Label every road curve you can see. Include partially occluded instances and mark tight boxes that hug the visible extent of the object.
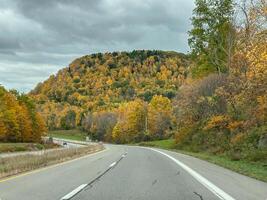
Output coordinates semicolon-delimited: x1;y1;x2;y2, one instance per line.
0;144;266;200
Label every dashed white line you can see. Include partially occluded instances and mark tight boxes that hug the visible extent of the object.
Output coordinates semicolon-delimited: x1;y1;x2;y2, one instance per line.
60;153;126;200
109;161;117;168
150;148;236;200
60;184;87;200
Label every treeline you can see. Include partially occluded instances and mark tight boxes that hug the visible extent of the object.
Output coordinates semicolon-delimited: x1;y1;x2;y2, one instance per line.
80;95;173;143
0;86;46;142
30;50;189;130
174;0;267;159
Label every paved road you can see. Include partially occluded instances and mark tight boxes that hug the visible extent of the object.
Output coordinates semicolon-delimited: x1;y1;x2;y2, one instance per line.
48;137;95;147
0;145;266;200
0;138;84;158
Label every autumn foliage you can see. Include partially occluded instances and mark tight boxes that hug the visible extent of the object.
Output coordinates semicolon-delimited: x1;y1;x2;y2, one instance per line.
174;0;267;159
0;87;46;142
30;50;188;132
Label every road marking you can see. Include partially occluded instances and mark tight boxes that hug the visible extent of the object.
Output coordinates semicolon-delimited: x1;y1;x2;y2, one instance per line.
61;152;126;199
60;184;87;200
109;161;117;168
150;148;236;200
0;147;108;183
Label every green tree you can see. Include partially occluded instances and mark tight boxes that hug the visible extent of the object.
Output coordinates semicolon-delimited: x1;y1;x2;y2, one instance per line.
60;110;76;130
188;0;234;76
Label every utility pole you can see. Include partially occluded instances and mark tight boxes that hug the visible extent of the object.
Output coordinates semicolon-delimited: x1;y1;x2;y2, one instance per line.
145;115;148;133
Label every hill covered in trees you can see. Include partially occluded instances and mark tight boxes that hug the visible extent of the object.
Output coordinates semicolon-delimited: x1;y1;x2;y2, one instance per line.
0;86;46;142
30;50;190;133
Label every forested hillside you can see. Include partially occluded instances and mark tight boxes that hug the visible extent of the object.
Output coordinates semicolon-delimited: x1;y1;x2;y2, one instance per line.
30;50;189;132
0;87;46;142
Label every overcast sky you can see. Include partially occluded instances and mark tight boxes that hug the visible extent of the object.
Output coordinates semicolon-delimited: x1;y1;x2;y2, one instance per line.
0;0;194;92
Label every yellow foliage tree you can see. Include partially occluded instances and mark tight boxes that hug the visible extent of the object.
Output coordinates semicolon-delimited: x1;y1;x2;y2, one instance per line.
0;86;46;142
148;95;172;139
112;99;146;143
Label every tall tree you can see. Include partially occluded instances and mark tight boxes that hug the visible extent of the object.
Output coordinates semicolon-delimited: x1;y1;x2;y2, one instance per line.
112;99;147;143
60;110;76;130
188;0;235;76
90;111;117;141
148;95;173;139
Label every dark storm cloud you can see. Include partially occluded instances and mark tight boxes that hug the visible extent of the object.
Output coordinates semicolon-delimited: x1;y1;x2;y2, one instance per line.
0;0;194;92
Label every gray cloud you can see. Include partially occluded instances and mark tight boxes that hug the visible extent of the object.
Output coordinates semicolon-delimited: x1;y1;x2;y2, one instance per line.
0;0;194;92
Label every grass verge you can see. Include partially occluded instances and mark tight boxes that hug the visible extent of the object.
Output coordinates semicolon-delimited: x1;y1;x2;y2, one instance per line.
137;139;267;182
0;144;104;179
0;143;59;153
48;129;87;141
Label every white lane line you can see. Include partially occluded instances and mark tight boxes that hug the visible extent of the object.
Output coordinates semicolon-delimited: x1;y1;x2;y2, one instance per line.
60;152;125;200
150;148;236;200
109;161;117;168
60;184;87;200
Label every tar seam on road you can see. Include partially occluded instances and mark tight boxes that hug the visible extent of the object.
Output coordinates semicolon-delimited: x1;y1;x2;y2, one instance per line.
60;152;127;200
148;148;236;200
194;191;204;200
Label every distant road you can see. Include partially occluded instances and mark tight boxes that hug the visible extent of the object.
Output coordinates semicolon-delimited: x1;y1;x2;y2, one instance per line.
0;144;266;200
51;137;88;148
0;138;85;158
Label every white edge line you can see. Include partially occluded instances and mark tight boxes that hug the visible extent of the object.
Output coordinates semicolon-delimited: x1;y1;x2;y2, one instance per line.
60;184;88;200
109;161;117;168
150;148;236;200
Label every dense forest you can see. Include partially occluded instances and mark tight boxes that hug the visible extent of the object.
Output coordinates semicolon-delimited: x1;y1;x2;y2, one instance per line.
0;87;46;142
30;50;189;135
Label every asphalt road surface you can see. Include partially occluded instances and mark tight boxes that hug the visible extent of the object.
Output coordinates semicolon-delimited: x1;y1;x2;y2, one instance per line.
0;144;266;200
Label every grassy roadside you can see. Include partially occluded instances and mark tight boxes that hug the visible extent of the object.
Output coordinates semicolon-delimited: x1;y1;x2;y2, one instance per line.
0;143;59;153
0;144;104;179
48;129;87;141
137;139;267;182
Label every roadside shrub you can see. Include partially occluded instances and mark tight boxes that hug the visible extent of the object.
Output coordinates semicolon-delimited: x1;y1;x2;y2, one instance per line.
244;150;267;162
227;150;242;161
175;127;192;146
138;142;156;147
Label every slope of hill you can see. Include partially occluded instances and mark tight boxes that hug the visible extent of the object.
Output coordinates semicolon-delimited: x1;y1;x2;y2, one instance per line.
30;50;190;130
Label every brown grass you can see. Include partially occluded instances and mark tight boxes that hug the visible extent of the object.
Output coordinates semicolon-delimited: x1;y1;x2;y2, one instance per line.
0;144;104;179
0;143;60;153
